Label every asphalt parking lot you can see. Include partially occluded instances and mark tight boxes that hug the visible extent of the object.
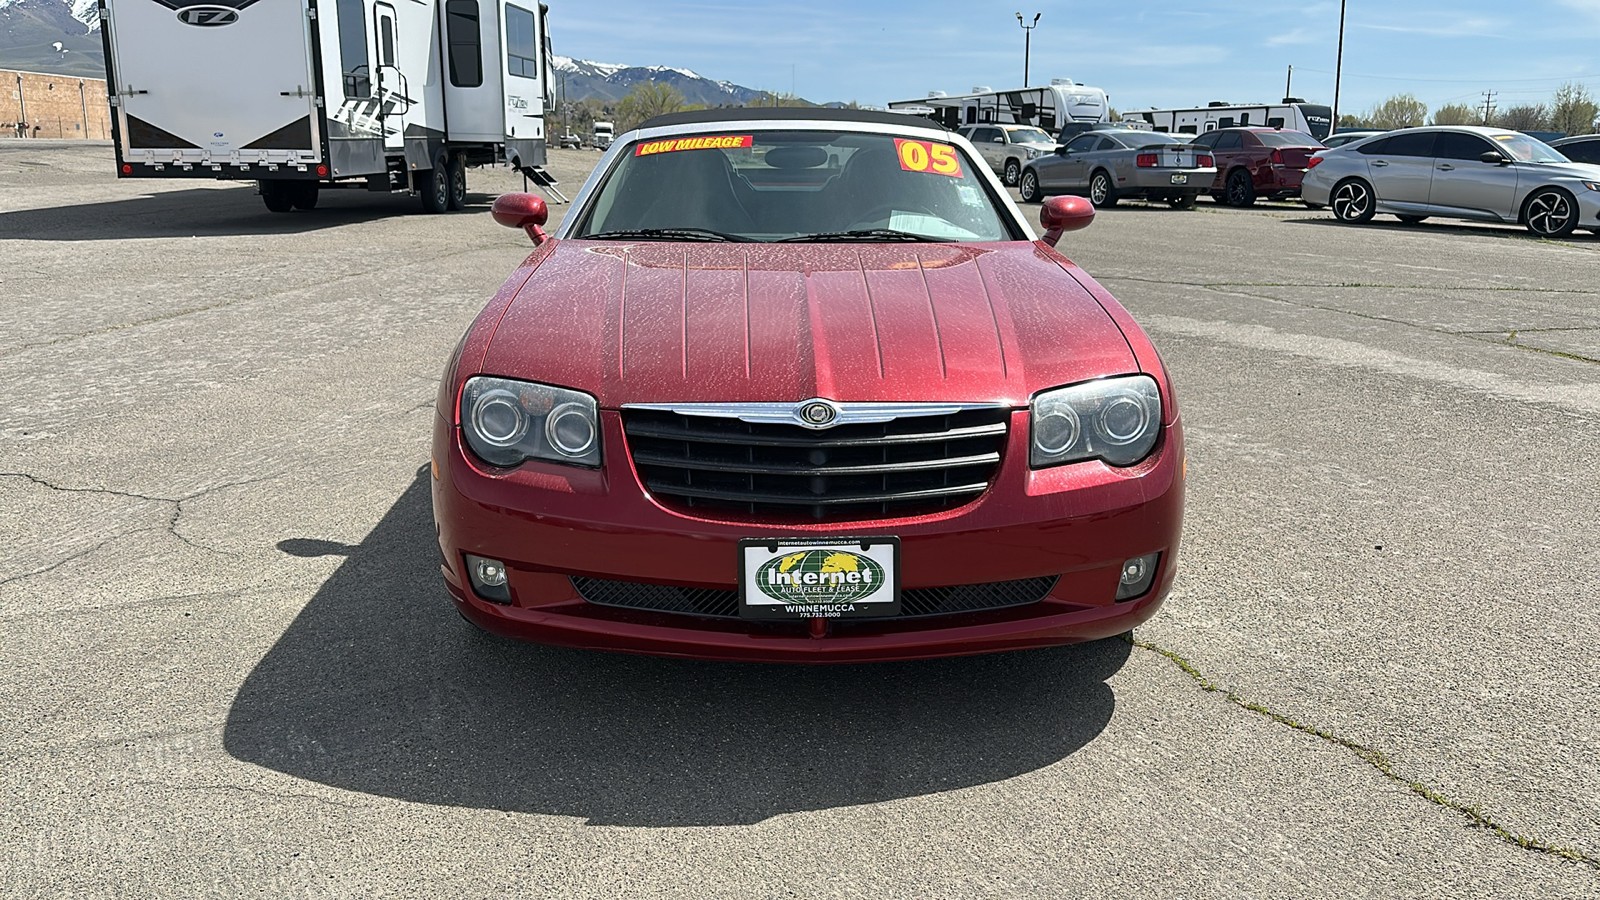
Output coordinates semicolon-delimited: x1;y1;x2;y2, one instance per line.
2;140;1598;898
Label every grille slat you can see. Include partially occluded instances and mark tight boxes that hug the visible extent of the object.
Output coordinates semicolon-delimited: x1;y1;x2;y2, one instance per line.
623;418;1008;448
646;481;992;506
624;406;1009;521
630;450;1002;477
573;576;1058;620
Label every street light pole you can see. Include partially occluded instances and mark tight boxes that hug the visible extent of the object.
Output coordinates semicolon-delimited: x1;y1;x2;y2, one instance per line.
1016;12;1041;87
1330;0;1347;133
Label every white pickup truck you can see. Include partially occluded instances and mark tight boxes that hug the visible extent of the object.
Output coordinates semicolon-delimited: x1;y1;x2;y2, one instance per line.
957;124;1058;186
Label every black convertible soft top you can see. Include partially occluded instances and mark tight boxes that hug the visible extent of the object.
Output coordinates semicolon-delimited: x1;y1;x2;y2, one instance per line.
638;107;949;132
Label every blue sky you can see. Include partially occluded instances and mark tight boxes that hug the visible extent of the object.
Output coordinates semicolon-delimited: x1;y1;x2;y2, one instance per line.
556;1;1600;119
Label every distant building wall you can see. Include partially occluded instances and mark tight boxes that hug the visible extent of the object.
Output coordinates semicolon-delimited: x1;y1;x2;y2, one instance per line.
1;69;111;140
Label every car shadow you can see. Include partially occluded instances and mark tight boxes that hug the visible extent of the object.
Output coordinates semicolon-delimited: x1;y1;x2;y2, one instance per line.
1284;216;1600;241
0;187;497;241
224;468;1130;827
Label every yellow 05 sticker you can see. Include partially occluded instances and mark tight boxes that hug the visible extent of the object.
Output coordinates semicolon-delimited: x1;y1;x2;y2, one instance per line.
894;139;964;177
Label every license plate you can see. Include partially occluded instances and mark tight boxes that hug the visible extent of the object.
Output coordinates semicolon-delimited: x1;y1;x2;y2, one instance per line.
1170;173;1188;185
739;537;900;619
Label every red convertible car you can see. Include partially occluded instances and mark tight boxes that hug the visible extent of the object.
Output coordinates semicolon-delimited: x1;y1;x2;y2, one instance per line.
431;108;1184;662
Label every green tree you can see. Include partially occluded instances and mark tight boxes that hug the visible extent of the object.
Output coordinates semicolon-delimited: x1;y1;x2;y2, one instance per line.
1430;103;1476;126
615;82;686;131
1366;94;1427;129
1549;82;1598;135
1495;104;1549;131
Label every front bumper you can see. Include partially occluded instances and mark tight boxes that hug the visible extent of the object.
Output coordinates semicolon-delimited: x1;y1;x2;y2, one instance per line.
1580;190;1600;229
431;409;1184;663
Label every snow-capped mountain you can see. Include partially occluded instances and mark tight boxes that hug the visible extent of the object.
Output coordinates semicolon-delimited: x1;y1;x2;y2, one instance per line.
551;55;793;107
0;0;104;77
0;0;107;31
1;3;805;107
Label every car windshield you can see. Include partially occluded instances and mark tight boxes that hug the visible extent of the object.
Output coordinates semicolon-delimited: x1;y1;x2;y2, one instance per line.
1490;133;1569;163
1005;127;1053;144
574;129;1017;243
1254;130;1320;147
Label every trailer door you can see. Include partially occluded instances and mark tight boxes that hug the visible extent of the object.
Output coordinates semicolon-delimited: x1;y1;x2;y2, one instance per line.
371;2;407;152
107;0;321;167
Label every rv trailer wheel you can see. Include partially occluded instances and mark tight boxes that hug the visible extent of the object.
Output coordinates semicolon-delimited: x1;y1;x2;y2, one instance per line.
289;183;319;211
259;181;293;214
419;150;451;214
446;154;468;211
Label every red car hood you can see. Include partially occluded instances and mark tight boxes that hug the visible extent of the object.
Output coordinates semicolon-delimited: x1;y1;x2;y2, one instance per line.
479;241;1135;407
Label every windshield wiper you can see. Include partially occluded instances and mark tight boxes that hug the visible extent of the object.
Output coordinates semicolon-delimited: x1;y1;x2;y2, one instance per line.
583;227;755;243
777;228;944;243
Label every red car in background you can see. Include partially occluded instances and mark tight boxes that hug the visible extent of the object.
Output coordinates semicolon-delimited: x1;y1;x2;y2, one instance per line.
1192;127;1325;206
432;108;1184;663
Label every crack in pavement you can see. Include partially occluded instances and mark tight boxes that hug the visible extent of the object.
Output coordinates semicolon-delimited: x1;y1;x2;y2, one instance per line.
1099;277;1600;366
0;586;279;623
0;472;285;578
1098;275;1600;295
1128;636;1600;872
0;471;171;504
0;526;165;587
0;244;498;359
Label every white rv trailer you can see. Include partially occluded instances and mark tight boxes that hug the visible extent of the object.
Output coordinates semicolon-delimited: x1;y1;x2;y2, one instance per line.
886;80;1110;135
97;0;556;213
1129;99;1333;141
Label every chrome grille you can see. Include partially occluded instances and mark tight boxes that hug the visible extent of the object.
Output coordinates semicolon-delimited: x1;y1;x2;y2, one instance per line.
573;576;1058;620
622;405;1009;521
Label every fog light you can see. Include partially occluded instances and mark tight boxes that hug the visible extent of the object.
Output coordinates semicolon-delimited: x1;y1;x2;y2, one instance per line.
1115;552;1161;601
465;554;511;604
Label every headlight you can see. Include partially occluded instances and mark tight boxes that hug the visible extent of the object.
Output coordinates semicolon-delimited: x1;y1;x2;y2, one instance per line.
1026;148;1042;159
1583;181;1600;192
461;376;601;468
1030;375;1162;468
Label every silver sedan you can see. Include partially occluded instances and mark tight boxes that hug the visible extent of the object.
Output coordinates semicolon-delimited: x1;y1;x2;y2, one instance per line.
1302;125;1600;237
1019;129;1217;209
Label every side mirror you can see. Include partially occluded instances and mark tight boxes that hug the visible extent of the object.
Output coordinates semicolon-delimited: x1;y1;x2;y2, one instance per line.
1039;195;1094;247
1055;145;1070;155
1480;151;1509;165
492;192;550;244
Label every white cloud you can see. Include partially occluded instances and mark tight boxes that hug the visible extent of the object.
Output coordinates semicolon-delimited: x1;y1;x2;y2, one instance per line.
1356;17;1503;38
1557;0;1600;24
1266;28;1317;47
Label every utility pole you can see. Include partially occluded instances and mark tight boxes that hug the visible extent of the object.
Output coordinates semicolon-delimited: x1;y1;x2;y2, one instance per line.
1330;0;1346;132
1016;12;1041;87
15;72;27;138
1480;90;1497;125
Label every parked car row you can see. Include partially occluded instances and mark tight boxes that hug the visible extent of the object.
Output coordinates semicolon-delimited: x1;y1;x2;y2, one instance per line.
1303;126;1600;237
1010;125;1326;210
999;119;1600;238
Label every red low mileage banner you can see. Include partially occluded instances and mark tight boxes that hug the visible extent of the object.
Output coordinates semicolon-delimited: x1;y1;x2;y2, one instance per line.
635;134;755;156
894;139;963;177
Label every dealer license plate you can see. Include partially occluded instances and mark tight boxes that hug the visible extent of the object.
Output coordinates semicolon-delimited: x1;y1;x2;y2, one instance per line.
739;537;900;619
1170;173;1188;185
